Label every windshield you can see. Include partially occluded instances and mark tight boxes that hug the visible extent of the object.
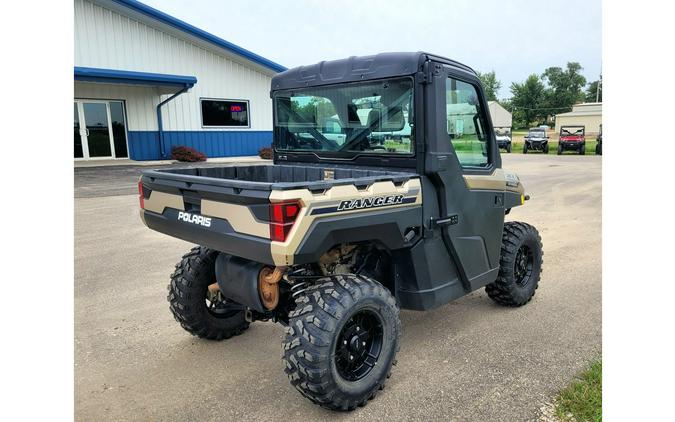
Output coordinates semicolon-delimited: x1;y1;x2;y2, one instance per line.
561;127;584;136
274;78;414;156
529;130;545;137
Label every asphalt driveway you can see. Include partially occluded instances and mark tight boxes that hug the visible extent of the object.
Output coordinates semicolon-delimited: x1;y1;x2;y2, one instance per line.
74;154;601;421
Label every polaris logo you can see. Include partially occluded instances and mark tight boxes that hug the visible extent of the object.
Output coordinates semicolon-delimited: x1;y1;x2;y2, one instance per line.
337;195;404;211
177;211;212;227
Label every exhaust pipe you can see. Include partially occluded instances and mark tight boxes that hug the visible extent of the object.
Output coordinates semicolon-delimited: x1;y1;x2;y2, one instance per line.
214;254;284;312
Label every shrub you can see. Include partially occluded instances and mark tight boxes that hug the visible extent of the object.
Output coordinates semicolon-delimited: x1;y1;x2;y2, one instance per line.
171;145;207;162
258;146;273;159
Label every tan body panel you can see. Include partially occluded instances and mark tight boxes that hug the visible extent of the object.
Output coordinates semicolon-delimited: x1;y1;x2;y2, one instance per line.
463;168;524;195
269;179;422;266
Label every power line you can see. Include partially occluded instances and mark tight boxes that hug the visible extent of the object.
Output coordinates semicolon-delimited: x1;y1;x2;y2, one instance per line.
510;106;575;111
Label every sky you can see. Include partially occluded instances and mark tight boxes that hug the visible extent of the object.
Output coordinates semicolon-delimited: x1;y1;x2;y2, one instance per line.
142;0;601;99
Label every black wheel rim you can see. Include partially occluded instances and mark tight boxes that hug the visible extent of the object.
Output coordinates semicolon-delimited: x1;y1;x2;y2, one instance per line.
514;245;534;287
335;310;384;382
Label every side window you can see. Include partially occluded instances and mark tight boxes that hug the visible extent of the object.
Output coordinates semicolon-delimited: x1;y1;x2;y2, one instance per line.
445;77;489;167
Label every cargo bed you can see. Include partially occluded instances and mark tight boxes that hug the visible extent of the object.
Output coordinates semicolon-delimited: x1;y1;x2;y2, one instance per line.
139;164;423;266
141;163;417;191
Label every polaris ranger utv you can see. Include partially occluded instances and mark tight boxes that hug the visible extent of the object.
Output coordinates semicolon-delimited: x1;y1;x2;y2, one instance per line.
139;52;543;411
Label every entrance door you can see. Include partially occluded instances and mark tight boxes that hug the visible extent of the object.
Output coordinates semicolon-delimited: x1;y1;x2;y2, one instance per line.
74;100;128;160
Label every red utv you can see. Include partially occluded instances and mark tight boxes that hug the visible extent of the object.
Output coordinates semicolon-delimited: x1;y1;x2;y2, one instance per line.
557;125;586;155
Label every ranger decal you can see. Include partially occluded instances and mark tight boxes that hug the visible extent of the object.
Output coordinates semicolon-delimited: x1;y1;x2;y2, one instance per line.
337;195;404;211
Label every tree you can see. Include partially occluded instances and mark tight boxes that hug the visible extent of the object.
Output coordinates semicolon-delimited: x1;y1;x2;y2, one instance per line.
510;74;546;128
476;70;501;101
541;62;587;117
585;80;602;102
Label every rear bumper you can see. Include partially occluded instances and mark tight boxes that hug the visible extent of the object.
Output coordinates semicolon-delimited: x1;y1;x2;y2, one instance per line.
142;208;275;265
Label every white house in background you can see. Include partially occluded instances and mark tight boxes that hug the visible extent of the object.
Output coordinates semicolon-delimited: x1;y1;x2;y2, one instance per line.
74;0;286;161
488;101;512;130
554;102;603;135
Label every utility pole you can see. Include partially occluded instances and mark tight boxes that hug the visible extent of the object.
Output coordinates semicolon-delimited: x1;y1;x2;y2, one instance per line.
596;67;602;102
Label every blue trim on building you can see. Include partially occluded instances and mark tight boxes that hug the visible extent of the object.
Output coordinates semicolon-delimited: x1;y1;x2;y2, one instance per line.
74;67;197;88
127;131;272;160
110;0;287;74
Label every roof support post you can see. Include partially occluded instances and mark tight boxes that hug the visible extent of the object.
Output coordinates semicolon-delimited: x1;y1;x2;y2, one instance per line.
156;85;190;159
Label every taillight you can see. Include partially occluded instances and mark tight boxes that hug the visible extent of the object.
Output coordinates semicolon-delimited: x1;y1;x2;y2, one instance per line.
138;180;145;209
269;201;301;242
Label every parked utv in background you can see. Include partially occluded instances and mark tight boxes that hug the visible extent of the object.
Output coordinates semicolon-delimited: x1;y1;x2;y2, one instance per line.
495;127;512;153
558;125;586;155
523;127;549;153
139;52;543;411
595;124;602;155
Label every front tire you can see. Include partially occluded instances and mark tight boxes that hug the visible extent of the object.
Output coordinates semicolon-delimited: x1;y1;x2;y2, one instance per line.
523;143;528;154
486;222;543;307
580;144;586;155
167;246;249;340
557;144;563;155
543;143;549;154
506;143;512;153
282;275;401;411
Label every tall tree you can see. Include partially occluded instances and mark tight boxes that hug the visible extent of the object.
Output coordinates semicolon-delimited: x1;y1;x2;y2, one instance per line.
585;80;602;102
541;62;587;116
476;70;502;101
510;74;546;128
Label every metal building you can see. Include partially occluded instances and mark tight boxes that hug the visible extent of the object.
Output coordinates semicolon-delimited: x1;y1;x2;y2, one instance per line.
554;102;602;136
487;101;512;130
74;0;286;161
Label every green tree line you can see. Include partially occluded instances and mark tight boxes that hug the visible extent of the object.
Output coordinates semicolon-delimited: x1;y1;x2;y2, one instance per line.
477;63;601;129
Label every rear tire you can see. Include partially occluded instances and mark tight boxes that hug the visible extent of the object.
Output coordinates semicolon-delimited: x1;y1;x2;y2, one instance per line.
580;144;586;155
543;143;549;154
168;246;249;340
506;143;512;153
596;143;602;155
523;143;528;154
282;275;400;411
486;222;543;307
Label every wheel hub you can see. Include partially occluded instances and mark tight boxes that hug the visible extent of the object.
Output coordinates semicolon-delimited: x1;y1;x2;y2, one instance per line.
514;245;533;286
335;310;384;381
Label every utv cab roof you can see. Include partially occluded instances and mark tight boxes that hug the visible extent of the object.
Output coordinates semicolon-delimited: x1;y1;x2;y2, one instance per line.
271;52;477;91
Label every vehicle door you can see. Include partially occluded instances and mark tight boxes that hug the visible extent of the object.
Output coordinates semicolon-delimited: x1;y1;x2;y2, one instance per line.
424;64;506;291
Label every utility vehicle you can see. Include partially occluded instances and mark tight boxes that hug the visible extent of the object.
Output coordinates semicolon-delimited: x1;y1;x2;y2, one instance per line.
523;127;549;153
558;125;586;155
595;124;602;155
139;52;543;411
495;127;512;152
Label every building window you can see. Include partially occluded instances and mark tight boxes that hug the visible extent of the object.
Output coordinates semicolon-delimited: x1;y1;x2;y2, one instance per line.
201;99;250;127
445;77;489;168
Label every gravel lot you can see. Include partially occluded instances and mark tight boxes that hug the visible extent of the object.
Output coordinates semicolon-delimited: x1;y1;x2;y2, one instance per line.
75;154;601;421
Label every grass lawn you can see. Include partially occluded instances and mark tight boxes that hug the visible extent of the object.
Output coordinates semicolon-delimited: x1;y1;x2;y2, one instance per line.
555;359;602;422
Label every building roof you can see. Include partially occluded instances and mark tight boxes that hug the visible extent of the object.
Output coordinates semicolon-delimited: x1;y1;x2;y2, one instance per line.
74;67;197;88
108;0;287;74
556;110;602;117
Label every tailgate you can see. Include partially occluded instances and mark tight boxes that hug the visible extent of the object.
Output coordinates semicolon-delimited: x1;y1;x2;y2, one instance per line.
139;171;276;265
